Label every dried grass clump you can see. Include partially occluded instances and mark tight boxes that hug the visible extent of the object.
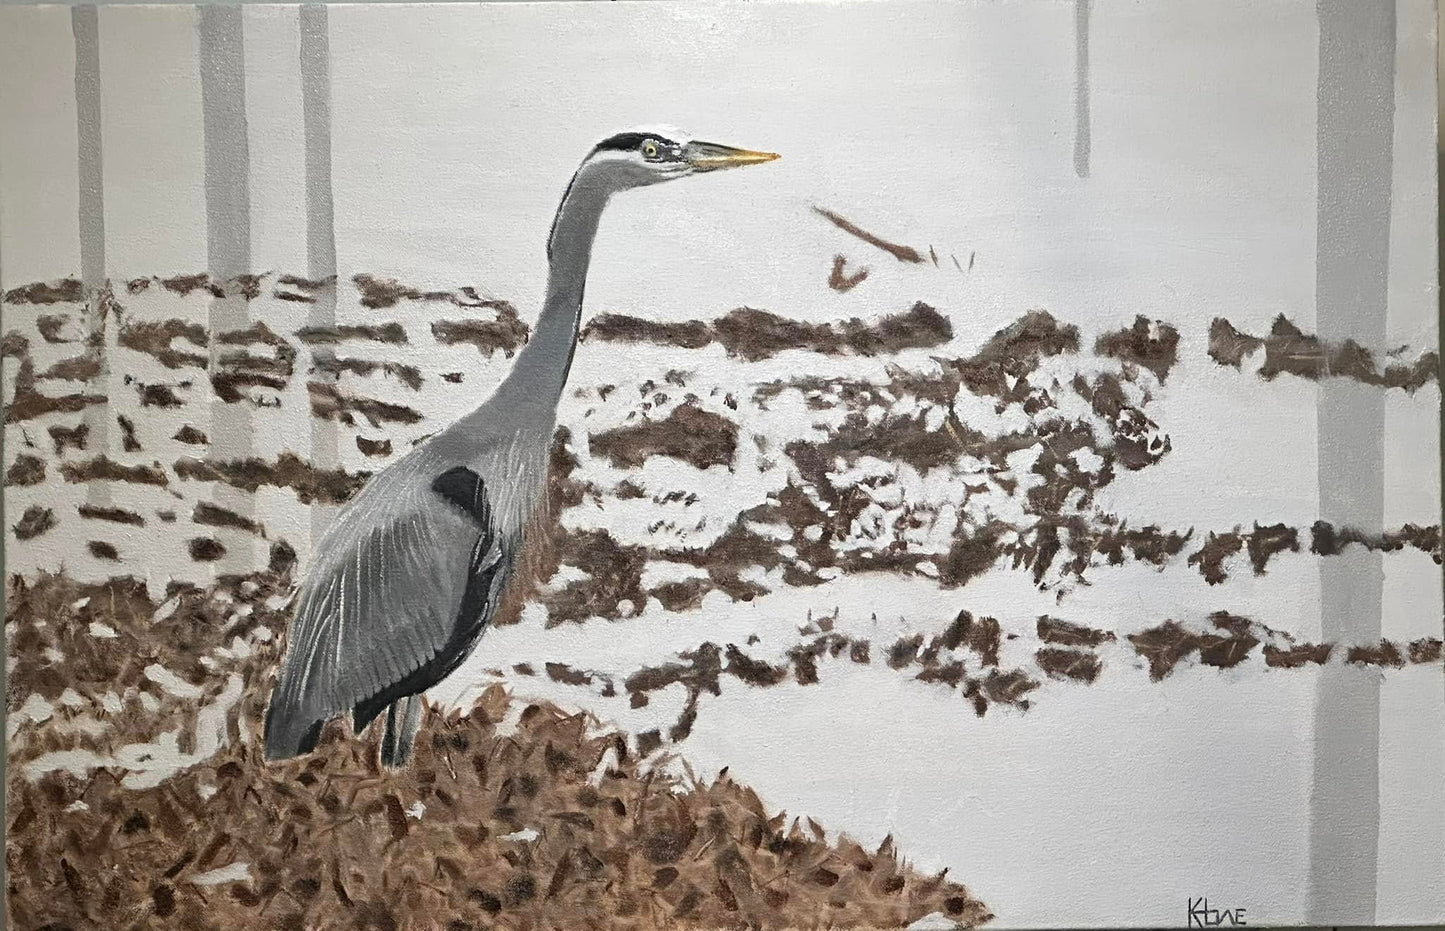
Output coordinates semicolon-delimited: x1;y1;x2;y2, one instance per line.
7;571;991;930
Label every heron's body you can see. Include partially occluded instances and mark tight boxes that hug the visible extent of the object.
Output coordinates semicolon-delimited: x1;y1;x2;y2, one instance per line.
265;129;777;765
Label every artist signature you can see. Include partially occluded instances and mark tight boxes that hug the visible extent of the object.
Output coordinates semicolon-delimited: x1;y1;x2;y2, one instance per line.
1186;897;1248;927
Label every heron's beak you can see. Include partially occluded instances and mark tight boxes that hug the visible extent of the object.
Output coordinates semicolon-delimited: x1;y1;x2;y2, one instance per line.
684;140;781;172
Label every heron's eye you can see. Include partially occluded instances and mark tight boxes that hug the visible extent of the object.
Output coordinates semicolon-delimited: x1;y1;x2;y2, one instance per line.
641;140;660;160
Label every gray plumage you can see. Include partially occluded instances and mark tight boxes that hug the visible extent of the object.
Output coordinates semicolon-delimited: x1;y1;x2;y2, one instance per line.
265;129;778;766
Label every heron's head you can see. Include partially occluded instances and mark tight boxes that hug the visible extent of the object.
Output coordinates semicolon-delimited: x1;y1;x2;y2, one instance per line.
582;127;780;190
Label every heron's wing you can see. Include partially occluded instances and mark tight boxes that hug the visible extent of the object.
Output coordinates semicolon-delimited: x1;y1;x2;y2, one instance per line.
267;464;503;750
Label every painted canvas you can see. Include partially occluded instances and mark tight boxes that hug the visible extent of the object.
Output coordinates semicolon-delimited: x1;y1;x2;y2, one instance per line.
2;1;1440;928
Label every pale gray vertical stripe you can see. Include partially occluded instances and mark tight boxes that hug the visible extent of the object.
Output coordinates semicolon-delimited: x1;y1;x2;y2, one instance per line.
301;3;339;544
1307;0;1394;924
73;4;111;509
199;4;255;570
1072;0;1091;179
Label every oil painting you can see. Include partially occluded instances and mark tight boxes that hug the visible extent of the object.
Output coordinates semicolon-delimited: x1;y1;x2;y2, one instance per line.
2;1;1441;928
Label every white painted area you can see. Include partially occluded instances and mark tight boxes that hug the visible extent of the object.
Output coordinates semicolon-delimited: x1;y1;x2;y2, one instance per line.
189;862;252;887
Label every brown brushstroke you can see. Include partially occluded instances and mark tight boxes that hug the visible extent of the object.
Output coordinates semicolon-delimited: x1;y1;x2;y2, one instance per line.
188;537;227;561
5;359;106;423
1;330;29;358
583;315;713;350
116;414;142;452
13;505;57;540
3;278;83;304
1188;531;1244;585
1094;316;1180;381
36;314;74;343
356;436;393;457
40;351;103;382
307;382;422;428
161;273;219;297
432;309;530;359
582;303;952;362
1247;522;1299;574
48;422;89;455
173;425;208;445
1346;640;1405;668
1310;520;1441;562
192;502;264;535
1409;638;1443;664
1035;647;1103;682
133;380;186;408
812;206;926;263
827;255;869;292
6;454;46;486
1209;315;1438;391
61;456;168;486
78;504;144;527
174;453;368;506
589;404;738;470
294;321;407;345
1264;642;1334;668
313;355;423;390
87;541;119;561
117;318;209;369
1127;620;1203;681
1037;616;1114;647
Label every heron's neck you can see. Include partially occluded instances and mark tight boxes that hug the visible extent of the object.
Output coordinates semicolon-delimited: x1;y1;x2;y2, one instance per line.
494;169;611;414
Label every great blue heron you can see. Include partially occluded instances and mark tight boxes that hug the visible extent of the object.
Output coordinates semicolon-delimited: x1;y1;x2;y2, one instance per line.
264;129;779;766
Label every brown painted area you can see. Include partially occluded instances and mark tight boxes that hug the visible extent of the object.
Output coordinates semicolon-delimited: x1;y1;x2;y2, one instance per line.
1094;316;1180;381
1037;616;1114;647
36;314;73;343
78;504;145;527
108;418;140;456
1409;638;1443;664
1188;531;1244;585
583;314;713;350
1246;522;1299;574
5;359;106;423
47;422;89;455
812;206;926;263
134;380;186;408
1035;647;1103;682
174;453;368;506
1346;640;1406;668
1263;642;1333;668
173;425;208;445
1311;520;1442;562
160;273;221;297
5;567;991;930
5;454;46;486
583;303;951;362
1128;620;1203;681
295;321;407;345
61;455;168;486
589;404;738;470
1210;315;1439;391
356;436;393;457
3;278;83;304
314;355;424;390
827;255;869;292
41;351;103;382
308;382;422;428
87;540;120;561
188;537;227;562
432;310;530;359
13;505;57;541
193;502;264;536
118;318;209;369
2;329;29;358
